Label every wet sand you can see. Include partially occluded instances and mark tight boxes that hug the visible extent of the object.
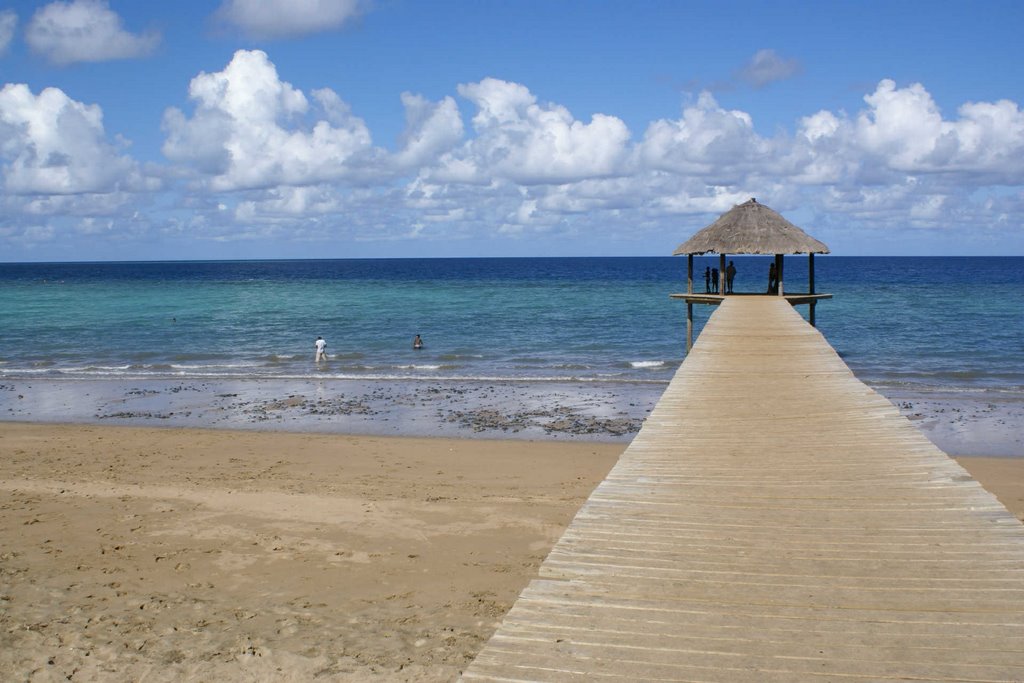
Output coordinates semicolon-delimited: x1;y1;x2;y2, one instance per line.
0;378;653;442
3;378;1023;457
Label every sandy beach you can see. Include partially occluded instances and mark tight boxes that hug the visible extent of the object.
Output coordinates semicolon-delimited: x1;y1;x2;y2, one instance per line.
1;422;1022;682
0;423;620;681
954;455;1024;523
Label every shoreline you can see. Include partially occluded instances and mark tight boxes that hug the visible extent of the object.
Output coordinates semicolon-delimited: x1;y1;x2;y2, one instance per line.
2;376;1022;456
0;377;660;442
884;388;1024;457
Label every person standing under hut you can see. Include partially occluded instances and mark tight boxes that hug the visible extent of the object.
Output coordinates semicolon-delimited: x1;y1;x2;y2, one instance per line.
704;266;711;294
726;260;737;294
711;267;719;294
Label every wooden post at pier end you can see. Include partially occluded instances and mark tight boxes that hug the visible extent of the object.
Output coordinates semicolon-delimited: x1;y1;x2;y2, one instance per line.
809;252;817;326
686;254;694;350
686;254;693;294
775;253;784;296
718;253;726;296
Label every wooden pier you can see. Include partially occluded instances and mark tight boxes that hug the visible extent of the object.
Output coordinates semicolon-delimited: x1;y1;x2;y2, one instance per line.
462;297;1024;682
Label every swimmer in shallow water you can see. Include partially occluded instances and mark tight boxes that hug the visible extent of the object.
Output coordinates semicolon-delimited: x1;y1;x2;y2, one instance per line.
413;334;423;350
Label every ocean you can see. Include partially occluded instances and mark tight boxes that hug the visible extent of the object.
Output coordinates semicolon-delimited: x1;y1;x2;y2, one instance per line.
1;257;1022;449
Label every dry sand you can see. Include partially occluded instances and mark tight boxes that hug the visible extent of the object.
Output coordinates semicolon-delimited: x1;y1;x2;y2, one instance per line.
1;424;1022;682
954;455;1024;523
0;423;620;681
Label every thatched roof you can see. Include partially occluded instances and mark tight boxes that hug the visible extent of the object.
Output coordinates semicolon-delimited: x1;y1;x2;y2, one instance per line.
673;198;830;255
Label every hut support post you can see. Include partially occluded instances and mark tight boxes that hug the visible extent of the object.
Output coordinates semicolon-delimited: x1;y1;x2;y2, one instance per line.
808;253;815;295
719;254;726;295
808;253;816;327
686;254;694;350
686;303;693;351
775;254;784;296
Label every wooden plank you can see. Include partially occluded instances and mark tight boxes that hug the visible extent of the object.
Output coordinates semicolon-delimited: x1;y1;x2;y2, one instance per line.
461;297;1024;681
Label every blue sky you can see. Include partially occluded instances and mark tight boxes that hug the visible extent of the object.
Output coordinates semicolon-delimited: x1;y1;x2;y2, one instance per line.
2;0;1023;261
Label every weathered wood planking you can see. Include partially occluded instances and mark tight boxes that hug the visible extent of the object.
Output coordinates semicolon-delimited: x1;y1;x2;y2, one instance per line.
461;296;1024;682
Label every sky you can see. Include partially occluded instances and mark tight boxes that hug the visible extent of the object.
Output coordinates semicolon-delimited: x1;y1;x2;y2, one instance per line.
1;0;1023;261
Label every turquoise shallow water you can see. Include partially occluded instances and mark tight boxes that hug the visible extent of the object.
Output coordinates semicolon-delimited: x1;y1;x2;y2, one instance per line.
1;256;1022;396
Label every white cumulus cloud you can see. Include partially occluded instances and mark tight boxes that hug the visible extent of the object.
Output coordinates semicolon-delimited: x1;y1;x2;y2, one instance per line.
393;93;464;169
9;57;1024;255
25;0;159;65
856;79;1024;177
856;80;947;170
638;91;774;181
400;78;1024;244
0;82;147;195
215;0;362;39
161;49;376;191
235;185;343;221
427;77;630;185
788;80;1024;187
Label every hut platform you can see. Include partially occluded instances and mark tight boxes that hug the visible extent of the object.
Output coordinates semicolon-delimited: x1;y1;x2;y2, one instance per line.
461;296;1024;682
670;291;833;306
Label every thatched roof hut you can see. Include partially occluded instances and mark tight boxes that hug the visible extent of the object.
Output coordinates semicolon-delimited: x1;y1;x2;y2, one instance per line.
673;198;829;256
671;199;832;349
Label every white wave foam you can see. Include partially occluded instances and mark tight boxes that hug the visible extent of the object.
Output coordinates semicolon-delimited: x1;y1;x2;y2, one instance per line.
2;368;55;375
273;372;669;385
0;368;670;386
630;360;665;369
169;362;263;369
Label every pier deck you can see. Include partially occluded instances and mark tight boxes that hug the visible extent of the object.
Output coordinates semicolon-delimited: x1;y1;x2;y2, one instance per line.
462;297;1024;682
